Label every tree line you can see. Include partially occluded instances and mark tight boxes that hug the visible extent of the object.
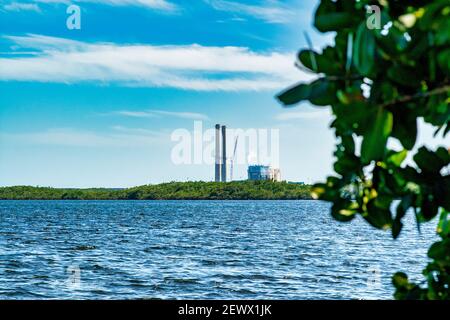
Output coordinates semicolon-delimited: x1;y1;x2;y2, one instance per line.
0;181;312;200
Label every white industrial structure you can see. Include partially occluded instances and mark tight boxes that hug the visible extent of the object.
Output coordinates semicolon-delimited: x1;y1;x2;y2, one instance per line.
215;124;221;182
248;165;281;182
215;124;228;182
230;136;239;181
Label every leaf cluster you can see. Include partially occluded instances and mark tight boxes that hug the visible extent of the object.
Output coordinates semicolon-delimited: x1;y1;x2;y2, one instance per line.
277;0;450;299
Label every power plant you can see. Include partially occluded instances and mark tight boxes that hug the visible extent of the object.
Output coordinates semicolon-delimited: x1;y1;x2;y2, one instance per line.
214;124;281;182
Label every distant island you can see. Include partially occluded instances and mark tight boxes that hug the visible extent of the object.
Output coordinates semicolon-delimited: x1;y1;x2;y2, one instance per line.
0;181;313;200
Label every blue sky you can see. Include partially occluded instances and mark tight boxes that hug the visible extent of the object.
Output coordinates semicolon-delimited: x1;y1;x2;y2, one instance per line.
0;1;445;188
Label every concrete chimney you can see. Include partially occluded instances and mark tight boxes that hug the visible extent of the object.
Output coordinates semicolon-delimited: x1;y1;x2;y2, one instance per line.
221;125;227;182
215;124;221;182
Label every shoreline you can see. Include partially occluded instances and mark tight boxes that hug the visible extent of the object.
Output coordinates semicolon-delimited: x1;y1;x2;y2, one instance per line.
0;181;314;201
0;198;316;201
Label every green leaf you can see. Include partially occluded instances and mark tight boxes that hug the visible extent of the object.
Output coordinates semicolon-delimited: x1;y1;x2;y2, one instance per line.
298;49;318;72
331;199;358;222
392;272;409;289
435;147;450;164
437;49;450;76
276;83;312;106
387;150;408;167
392;110;418;150
435;176;450;211
332;101;373;135
374;23;409;56
315;12;355;32
341;134;355;154
334;154;360;176
428;240;450;261
336;87;365;105
445;122;450;136
314;0;356;32
308;79;337;106
365;199;393;230
387;65;422;88
392;219;403;240
353;22;376;76
420;195;439;221
311;183;337;201
437;209;450;237
298;47;344;75
361;108;393;164
392;194;413;239
419;0;450;31
414;147;449;174
277;79;337;107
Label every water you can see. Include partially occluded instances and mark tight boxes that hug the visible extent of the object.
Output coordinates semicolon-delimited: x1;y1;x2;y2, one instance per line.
0;200;436;300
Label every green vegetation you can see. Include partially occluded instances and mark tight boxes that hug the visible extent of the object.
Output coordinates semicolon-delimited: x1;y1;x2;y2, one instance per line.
0;181;312;200
278;0;449;299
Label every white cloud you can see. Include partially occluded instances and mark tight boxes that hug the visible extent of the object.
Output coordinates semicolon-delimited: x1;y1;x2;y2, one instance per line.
2;2;41;12
0;34;309;91
206;0;295;24
33;0;177;11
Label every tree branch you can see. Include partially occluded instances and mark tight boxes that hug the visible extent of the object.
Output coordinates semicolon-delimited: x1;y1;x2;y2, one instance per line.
380;84;450;109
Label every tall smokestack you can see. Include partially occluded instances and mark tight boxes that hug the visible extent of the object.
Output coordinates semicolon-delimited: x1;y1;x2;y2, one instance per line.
215;124;221;182
221;125;227;182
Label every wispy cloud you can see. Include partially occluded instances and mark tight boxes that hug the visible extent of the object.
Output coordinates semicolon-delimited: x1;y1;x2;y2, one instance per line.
206;0;295;24
0;34;309;91
2;2;41;12
113;110;209;120
111;125;163;136
113;111;159;118
160;111;208;120
153;110;209;120
0;127;169;147
276;110;331;121
33;0;177;11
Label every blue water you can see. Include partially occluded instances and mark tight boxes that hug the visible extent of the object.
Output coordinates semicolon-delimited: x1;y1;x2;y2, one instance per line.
0;200;436;300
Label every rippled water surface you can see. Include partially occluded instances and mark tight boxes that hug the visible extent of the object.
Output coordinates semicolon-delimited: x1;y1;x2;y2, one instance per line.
0;200;436;299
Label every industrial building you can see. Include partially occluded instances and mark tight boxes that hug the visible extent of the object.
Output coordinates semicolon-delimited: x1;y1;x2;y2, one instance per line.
214;124;281;183
247;165;281;182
